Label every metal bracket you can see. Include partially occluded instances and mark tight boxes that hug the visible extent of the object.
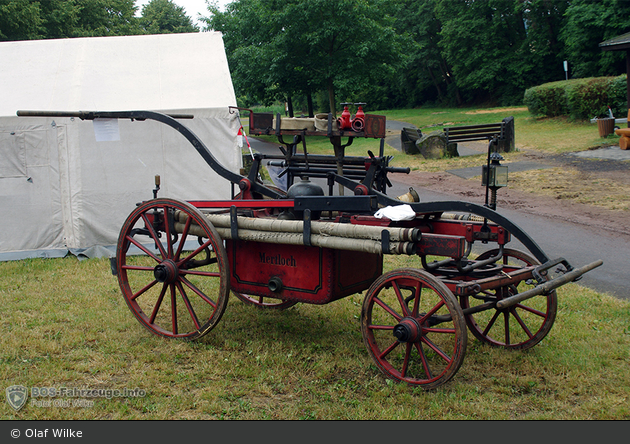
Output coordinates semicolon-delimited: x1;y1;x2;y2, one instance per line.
230;205;239;240
533;257;571;284
303;209;312;247
381;230;390;254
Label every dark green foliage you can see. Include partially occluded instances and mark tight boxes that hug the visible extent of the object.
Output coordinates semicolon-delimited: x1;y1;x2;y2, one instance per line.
0;0;199;41
205;0;403;115
560;0;630;78
524;80;576;118
524;75;627;120
139;0;199;33
3;0;630;110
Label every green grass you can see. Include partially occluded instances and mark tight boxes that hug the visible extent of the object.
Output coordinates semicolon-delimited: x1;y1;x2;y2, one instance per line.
1;256;629;420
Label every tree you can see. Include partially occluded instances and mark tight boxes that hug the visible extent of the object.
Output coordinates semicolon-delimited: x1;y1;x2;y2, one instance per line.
0;0;43;40
140;0;199;34
391;0;461;106
0;0;143;41
560;0;630;78
52;0;141;37
204;0;402;115
434;0;569;104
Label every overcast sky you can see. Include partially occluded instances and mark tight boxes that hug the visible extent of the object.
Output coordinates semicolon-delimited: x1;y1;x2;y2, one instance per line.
135;0;232;27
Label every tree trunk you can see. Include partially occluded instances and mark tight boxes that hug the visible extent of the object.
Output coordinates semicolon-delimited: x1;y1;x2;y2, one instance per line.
426;66;443;100
327;77;336;117
307;92;314;117
287;95;294;118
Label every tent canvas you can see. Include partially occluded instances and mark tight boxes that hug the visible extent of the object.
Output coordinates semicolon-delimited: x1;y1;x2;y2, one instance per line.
0;33;241;260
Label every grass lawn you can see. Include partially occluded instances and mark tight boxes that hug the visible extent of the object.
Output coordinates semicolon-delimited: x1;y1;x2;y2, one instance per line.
1;256;629;420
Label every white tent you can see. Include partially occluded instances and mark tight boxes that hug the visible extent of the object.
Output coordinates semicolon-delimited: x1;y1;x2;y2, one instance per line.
0;32;241;260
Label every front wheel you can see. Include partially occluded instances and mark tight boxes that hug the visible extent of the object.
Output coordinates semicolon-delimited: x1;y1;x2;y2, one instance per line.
116;198;230;340
361;268;467;390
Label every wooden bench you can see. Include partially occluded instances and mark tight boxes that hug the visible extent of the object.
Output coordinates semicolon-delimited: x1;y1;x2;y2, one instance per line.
443;116;515;152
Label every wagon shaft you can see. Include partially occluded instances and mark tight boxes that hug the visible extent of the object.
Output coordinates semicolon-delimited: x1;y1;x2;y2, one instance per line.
494;259;603;309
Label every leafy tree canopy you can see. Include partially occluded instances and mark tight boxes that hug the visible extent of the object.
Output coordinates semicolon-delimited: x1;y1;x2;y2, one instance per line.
140;0;199;34
0;0;199;40
204;0;403;115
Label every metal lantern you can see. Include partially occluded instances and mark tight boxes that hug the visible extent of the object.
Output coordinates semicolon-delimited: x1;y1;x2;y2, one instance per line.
482;152;508;188
482;151;508;211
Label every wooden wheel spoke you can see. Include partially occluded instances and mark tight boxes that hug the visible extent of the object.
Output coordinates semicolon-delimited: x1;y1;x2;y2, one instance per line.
125;235;162;263
170;285;178;335
149;283;168;324
423;327;457;335
368;324;394;331
141;213;168;259
419;298;445;324
482;309;501;337
180;269;221;278
176;282;200;330
180;276;217;309
162;205;174;257
174;216;192;261
123;264;154;273
373;296;403;322
510;308;534;339
131;278;159;301
421;335;452;363
392;281;411;317
515;302;546;318
401;342;413;377
411;283;422;317
178;239;213;267
414;342;433;380
503;312;510;345
378;340;400;360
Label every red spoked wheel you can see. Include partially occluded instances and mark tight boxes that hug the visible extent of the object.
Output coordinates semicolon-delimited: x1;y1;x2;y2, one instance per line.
116;198;229;340
232;292;298;310
361;268;467;390
460;248;557;350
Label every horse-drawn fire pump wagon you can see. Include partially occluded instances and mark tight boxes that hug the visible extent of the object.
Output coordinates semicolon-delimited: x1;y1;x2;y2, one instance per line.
18;108;602;390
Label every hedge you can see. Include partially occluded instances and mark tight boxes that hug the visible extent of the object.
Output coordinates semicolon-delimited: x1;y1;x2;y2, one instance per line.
524;75;627;120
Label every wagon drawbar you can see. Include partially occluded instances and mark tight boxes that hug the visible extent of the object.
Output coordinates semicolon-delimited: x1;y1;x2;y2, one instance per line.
18;109;603;390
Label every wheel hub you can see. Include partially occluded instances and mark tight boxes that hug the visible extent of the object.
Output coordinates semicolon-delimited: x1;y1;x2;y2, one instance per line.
393;317;422;342
154;259;179;284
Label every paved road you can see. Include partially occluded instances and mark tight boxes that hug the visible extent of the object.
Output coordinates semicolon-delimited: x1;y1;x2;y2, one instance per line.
247;136;629;301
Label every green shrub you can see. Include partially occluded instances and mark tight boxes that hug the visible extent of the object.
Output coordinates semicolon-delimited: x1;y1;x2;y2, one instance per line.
524;75;627;120
524;80;571;117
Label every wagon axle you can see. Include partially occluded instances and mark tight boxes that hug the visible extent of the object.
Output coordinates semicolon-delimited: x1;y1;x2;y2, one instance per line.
153;260;179;284
393;318;423;342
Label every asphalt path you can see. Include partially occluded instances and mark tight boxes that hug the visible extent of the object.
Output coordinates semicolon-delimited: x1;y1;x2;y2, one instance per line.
247;135;629;300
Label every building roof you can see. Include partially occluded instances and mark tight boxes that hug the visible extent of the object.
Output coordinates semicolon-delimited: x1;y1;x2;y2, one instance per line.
600;32;630;51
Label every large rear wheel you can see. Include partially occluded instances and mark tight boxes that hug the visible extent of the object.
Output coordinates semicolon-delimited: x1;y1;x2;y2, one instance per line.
116;198;229;340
